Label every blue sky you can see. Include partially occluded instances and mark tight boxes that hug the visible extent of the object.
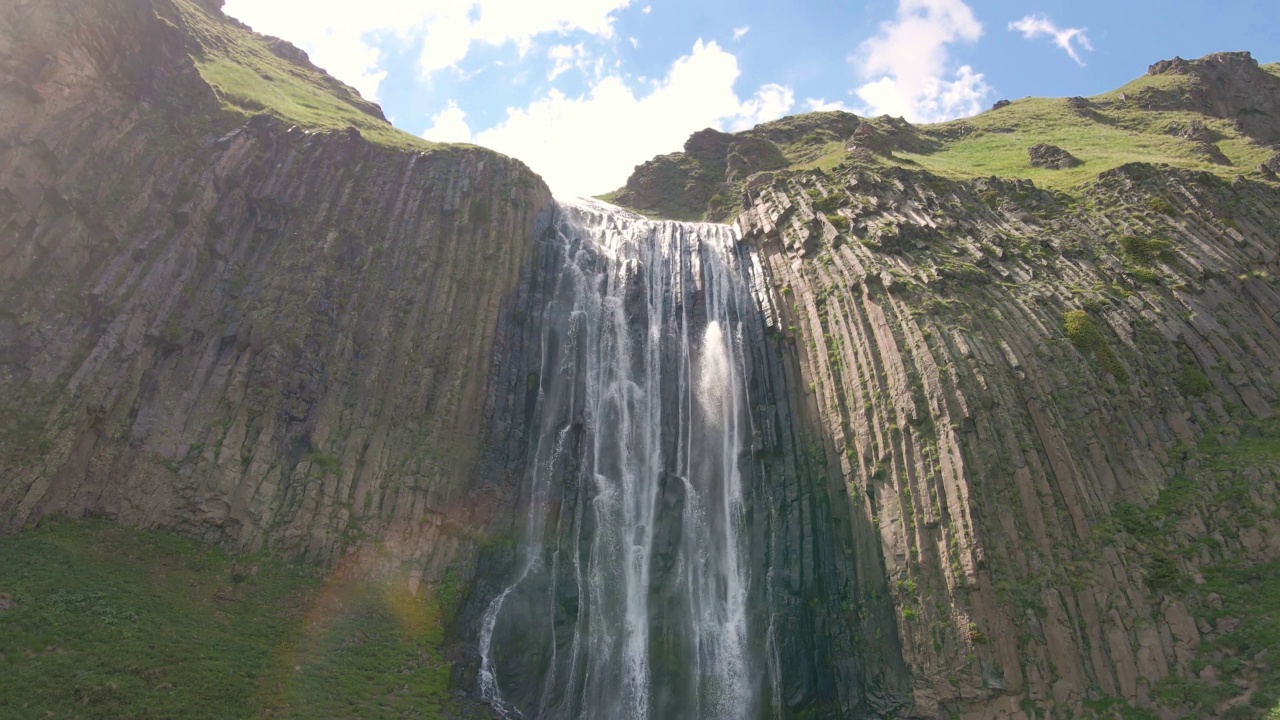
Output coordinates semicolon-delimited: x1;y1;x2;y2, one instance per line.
223;0;1277;196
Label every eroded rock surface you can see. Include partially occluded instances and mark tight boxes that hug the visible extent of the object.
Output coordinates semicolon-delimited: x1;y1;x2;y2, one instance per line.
0;0;554;590
733;161;1280;718
1146;51;1280;143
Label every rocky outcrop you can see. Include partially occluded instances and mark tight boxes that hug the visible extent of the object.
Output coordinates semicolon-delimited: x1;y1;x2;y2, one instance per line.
0;0;554;595
612;130;787;221
1262;152;1280;178
1029;143;1083;169
1146;51;1280;143
1168;120;1233;165
611;112;863;221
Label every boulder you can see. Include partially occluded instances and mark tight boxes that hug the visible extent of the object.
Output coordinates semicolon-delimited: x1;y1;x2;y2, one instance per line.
0;593;13;613
1028;144;1083;169
1066;96;1092;116
1176;120;1213;143
1169;121;1233;165
992;99;1012;111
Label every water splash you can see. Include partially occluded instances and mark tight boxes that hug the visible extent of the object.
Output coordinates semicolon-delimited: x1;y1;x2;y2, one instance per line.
478;198;757;719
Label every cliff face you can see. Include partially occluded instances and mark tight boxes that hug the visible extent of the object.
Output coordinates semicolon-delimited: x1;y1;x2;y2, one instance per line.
4;2;1280;718
607;47;1280;718
731;160;1280;718
0;0;553;588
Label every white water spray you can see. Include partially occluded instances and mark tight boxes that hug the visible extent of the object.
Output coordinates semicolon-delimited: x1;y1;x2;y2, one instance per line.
478;198;757;719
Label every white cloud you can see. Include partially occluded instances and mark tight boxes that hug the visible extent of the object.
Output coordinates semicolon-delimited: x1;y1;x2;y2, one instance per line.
851;0;991;122
733;26;750;40
805;97;853;112
548;43;591;81
223;0;634;100
468;40;794;196
421;101;474;143
1009;15;1093;66
730;83;794;131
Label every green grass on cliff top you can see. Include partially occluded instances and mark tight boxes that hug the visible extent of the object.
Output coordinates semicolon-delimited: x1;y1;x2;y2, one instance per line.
170;0;437;152
0;519;456;719
897;75;1272;188
787;73;1275;192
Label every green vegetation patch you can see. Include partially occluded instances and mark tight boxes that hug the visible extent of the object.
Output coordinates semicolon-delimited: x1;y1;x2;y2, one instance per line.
1101;416;1280;719
1118;235;1175;265
0;519;457;719
1146;196;1178;216
1199;418;1280;470
171;0;437;151
1177;366;1212;396
1063;309;1128;381
891;76;1275;190
1155;558;1280;719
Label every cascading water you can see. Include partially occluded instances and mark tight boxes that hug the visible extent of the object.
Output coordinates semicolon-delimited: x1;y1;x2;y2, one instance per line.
478;198;762;720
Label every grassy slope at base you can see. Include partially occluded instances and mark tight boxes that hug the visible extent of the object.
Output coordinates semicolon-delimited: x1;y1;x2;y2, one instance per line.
0;520;456;719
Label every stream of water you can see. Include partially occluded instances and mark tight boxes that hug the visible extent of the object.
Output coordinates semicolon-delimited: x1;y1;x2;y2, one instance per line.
477;198;759;719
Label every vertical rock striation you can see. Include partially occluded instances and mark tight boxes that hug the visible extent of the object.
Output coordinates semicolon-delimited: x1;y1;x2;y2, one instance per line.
735;162;1280;717
0;0;554;589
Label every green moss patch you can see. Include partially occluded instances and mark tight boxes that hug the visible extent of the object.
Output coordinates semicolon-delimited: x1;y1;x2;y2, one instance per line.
1118;235;1175;265
1063;310;1128;381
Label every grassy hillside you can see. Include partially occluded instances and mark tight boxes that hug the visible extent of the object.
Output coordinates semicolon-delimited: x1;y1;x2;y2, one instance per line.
0;519;461;719
896;96;1271;190
168;0;436;151
609;54;1278;221
795;70;1275;192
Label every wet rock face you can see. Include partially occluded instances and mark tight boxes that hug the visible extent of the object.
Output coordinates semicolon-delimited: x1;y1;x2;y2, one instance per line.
467;202;913;720
0;0;554;586
1028;143;1083;169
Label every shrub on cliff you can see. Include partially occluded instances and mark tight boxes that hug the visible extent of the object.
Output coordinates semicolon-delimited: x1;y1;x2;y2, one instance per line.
1063;310;1128;381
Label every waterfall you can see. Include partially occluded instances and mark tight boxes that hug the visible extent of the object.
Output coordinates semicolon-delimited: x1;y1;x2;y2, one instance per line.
478;198;759;720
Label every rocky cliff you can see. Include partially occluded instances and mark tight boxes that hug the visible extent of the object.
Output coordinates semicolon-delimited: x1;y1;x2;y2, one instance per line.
0;0;554;592
615;52;1280;719
3;2;1280;718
